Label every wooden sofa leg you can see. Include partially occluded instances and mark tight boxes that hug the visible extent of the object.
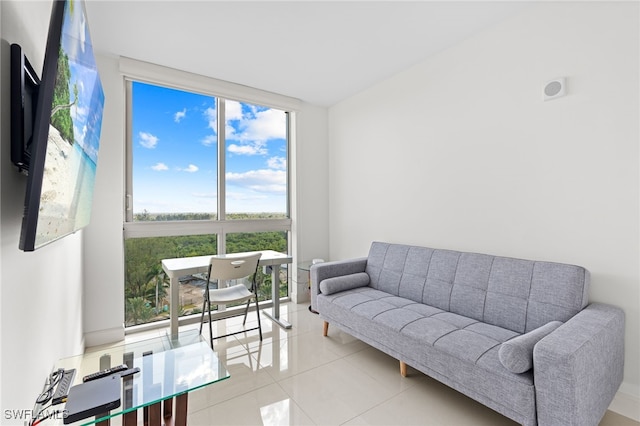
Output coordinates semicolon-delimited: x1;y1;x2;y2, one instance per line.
323;321;329;337
400;361;407;377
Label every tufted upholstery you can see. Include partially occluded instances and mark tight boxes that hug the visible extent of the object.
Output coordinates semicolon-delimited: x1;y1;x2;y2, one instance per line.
364;242;589;333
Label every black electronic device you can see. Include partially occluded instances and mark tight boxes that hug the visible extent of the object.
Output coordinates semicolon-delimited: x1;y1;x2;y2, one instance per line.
51;369;76;405
12;0;105;251
118;367;140;378
10;43;40;174
63;376;121;424
82;364;129;382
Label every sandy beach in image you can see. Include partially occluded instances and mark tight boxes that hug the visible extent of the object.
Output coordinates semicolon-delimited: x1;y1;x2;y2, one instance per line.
35;125;85;246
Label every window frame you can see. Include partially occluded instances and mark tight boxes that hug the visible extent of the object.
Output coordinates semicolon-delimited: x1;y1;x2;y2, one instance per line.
121;58;299;328
122;58;298;246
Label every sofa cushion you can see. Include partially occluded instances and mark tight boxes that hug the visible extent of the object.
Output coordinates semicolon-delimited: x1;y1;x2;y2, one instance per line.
499;321;563;373
320;272;370;295
316;289;537;423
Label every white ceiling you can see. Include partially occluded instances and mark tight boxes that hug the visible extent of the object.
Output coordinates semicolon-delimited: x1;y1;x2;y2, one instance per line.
85;1;531;106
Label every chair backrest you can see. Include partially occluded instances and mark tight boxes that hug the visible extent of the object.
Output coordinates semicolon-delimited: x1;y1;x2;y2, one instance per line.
207;252;262;282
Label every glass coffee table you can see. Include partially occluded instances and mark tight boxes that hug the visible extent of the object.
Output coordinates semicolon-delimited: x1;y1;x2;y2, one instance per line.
42;330;228;426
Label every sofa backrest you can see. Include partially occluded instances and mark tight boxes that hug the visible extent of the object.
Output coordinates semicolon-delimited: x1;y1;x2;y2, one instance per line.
365;242;590;333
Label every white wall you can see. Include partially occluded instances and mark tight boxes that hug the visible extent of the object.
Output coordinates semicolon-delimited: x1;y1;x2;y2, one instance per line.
82;54;125;346
294;105;330;263
329;1;639;417
291;105;331;301
0;1;85;422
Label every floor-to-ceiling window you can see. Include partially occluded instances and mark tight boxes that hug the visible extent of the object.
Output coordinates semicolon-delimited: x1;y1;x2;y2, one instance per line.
123;80;292;327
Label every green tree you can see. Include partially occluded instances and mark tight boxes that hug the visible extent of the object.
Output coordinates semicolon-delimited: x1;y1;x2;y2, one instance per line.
124;216;289;326
50;46;75;143
125;296;155;326
125;238;161;300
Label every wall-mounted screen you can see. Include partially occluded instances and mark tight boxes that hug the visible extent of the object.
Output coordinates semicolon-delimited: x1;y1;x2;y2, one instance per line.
17;0;104;251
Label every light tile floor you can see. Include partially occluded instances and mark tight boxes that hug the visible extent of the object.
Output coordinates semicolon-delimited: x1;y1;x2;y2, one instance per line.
107;302;637;426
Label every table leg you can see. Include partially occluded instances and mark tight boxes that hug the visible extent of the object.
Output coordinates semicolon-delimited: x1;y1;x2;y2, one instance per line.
123;409;137;426
164;398;173;418
262;264;292;329
170;275;179;339
174;393;188;426
145;402;161;426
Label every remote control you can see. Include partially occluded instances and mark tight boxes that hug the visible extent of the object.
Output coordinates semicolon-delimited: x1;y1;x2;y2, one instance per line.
118;367;140;378
82;364;129;382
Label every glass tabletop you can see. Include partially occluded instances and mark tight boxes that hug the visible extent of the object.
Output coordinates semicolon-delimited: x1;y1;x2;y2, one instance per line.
47;330;229;425
298;259;327;271
298;260;314;271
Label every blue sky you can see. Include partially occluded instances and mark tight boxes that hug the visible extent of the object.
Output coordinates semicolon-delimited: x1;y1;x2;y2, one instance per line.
63;0;104;164
132;81;287;215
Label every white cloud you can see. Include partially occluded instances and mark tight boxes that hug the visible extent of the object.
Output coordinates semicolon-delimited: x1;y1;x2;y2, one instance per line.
139;132;159;149
242;108;286;141
151;162;168;171
71;80;87;121
226;100;244;121
65;2;86;60
201;106;217;146
192;192;217;199
204;106;217;132
180;164;199;173
267;156;286;170
201;102;286;152
225;123;238;140
228;141;267;156
174;108;186;123
226;191;268;202
225;103;286;143
201;134;217;147
226;169;286;193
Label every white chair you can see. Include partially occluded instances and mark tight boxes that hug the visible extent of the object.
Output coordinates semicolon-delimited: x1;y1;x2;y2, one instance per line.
199;252;263;349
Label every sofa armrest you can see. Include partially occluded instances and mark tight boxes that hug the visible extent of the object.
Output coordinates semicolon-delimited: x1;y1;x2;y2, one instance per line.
310;258;367;311
533;303;624;426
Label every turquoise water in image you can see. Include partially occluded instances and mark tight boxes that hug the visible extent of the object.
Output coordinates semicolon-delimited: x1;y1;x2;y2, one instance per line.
34;127;97;248
71;141;97;228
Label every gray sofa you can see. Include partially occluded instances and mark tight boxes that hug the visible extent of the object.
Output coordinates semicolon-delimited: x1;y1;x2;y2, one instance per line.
310;242;624;426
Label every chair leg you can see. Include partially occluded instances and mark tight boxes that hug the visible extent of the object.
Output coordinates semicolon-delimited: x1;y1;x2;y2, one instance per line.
207;300;214;350
242;299;251;326
254;297;263;341
199;297;207;335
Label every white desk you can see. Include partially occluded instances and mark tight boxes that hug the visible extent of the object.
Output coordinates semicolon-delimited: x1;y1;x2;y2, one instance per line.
162;250;293;338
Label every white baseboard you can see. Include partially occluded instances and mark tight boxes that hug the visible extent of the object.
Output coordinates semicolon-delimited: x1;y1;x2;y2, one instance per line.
84;326;125;347
609;383;640;422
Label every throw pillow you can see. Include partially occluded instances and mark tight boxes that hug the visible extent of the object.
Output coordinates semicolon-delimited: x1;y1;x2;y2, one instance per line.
499;321;563;373
319;272;370;295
